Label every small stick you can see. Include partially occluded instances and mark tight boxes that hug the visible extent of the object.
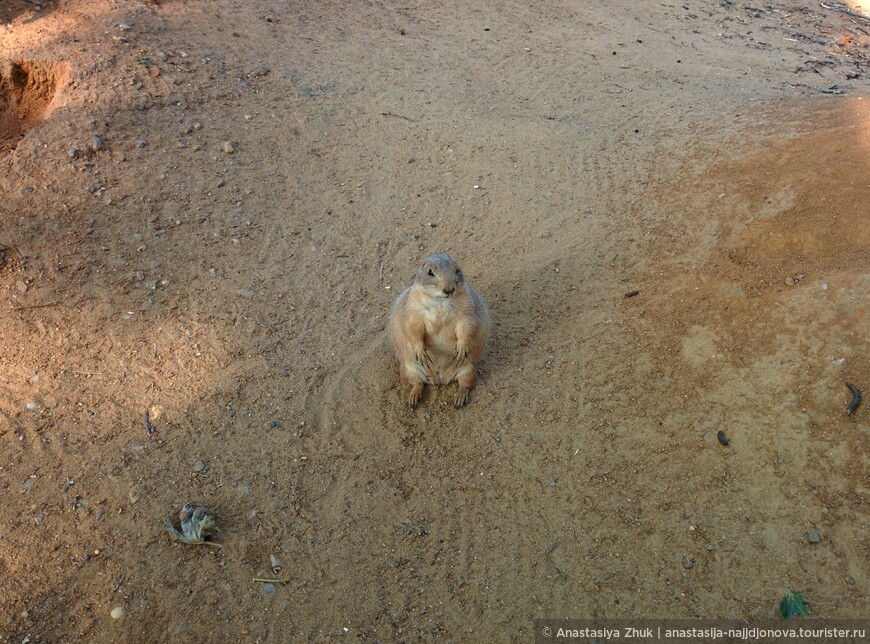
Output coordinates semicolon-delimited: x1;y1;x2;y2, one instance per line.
381;111;415;122
145;411;154;437
253;576;291;584
72;370;102;376
13;303;59;311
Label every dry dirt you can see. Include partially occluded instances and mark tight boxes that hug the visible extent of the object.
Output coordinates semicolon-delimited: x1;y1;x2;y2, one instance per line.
1;0;868;641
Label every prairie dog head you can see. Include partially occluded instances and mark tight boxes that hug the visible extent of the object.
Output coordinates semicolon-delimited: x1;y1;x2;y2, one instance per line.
413;253;465;298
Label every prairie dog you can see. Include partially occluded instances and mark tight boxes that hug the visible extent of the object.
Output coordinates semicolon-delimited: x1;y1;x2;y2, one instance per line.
389;253;491;409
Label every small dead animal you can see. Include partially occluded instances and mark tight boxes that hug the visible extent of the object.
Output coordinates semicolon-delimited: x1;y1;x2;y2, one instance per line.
163;504;221;547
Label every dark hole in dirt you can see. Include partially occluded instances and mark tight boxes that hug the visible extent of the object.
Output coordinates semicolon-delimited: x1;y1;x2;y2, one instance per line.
0;59;67;156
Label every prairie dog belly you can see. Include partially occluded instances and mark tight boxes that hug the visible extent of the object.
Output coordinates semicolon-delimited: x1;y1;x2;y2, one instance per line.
419;304;459;384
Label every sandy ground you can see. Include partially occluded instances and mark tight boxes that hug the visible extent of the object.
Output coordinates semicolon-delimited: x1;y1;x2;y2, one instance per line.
1;0;868;641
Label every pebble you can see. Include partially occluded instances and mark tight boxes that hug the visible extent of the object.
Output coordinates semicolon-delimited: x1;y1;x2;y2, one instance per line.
262;583;277;596
237;485;253;496
193;460;205;473
118;23;131;31
16;280;28;293
682;555;695;569
135;139;147;148
90;136;104;151
846;575;856;585
269;420;278;428
129;485;145;504
67;148;79;158
704;543;714;551
26;401;38;411
222;141;235;154
110;606;125;620
150;67;160;78
237;287;255;297
785;277;795;286
807;530;822;544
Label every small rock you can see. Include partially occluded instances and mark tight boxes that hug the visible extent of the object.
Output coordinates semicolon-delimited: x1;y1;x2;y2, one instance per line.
262;583;277;596
67;148;79;158
237;287;256;297
129;485;145;504
135;139;147;148
270;554;283;571
704;543;714;551
785;277;795;286
236;485;253;496
110;606;125;620
90;136;104;152
682;556;695;569
16;280;28;293
193;460;205;473
222;141;235;154
249;66;270;78
26;401;38;411
807;530;822;544
118;23;131;31
846;575;856;585
269;420;278;429
150;67;160;78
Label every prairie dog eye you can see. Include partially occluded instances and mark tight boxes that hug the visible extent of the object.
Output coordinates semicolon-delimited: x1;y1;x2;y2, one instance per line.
427;269;434;277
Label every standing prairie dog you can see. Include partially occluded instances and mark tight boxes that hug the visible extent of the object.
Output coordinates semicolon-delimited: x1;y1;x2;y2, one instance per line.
389;253;491;409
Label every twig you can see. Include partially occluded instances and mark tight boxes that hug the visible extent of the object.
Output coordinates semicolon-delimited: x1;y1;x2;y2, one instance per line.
253;576;291;584
381;111;416;122
72;370;102;376
145;410;154;437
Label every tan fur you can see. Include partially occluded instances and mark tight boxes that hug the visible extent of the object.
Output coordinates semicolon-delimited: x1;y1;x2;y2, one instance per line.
389;254;491;408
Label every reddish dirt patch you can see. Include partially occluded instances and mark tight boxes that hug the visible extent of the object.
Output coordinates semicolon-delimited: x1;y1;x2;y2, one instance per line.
0;59;66;155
